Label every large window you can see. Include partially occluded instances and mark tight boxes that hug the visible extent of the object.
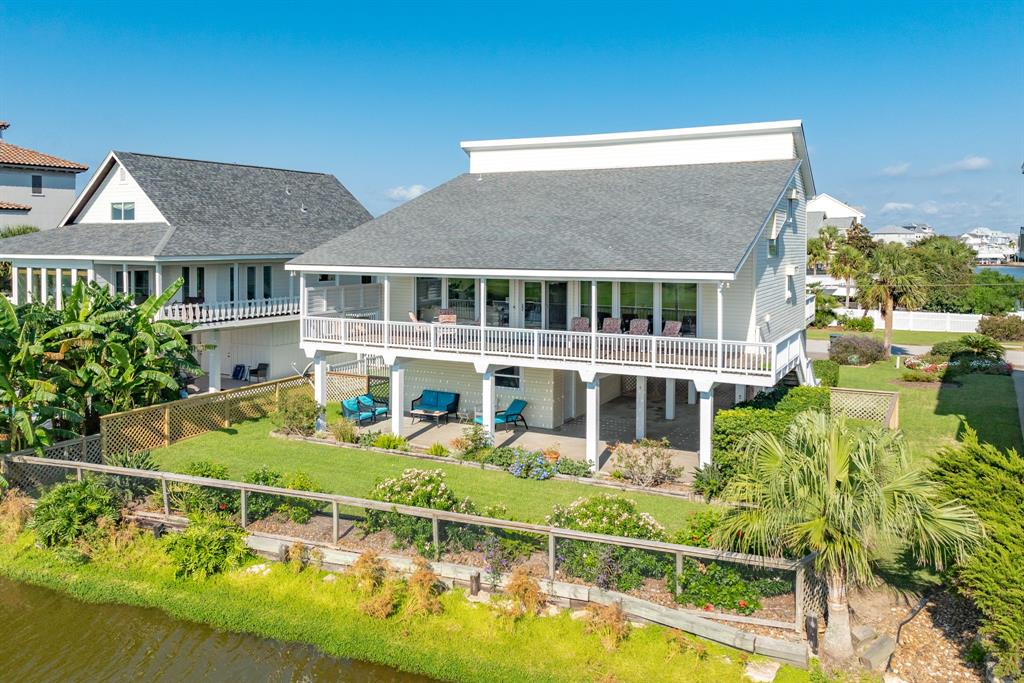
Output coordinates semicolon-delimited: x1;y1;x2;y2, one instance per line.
546;281;568;330
195;267;205;301
661;283;698;336
619;282;654;333
447;277;475;322
579;281;613;328
263;265;273;299
132;270;149;304
415;277;442;321
110;202;135;220
495;366;521;390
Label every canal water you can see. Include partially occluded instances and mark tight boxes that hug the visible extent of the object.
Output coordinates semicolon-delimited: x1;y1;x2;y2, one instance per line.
0;577;434;683
976;264;1024;279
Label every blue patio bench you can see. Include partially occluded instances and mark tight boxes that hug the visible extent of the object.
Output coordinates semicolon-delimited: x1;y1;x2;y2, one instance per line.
341;397;375;425
474;399;529;431
410;390;460;425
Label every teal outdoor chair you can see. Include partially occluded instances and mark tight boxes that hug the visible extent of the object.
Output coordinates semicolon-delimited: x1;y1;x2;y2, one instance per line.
341;397;375;425
357;393;389;419
474;399;529;431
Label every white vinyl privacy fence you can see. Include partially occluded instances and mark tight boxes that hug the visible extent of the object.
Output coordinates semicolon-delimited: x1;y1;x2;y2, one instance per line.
833;307;1024;334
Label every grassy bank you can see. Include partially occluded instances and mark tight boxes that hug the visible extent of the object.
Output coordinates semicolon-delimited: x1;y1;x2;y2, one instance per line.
151;419;707;532
0;531;808;683
838;361;1023;454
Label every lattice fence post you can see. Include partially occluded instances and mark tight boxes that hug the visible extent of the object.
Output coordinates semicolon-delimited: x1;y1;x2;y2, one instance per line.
223;398;232;429
162;405;171;448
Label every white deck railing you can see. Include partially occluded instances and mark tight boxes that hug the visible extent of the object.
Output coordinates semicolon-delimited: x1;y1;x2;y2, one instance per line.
303;316;777;377
161;295;300;326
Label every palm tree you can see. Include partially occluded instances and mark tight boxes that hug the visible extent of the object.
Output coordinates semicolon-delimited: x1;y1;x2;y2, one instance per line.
714;412;981;661
819;225;841;255
857;242;926;355
827;244;866;309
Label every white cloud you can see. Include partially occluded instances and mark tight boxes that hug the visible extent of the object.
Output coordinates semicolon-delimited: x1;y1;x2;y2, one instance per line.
919;200;940;215
386;184;427;202
880;162;910;177
880;202;915;213
928;156;992;175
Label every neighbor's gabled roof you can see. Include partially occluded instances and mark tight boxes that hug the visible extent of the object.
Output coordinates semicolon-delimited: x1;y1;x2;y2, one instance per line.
0;140;88;172
290;159;801;276
0;151;371;259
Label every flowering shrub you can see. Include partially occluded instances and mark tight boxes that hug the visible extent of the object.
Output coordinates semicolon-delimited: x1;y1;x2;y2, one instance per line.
611;438;683;488
978;314;1024;342
667;558;762;615
168;460;238;515
672;509;724;548
508;450;555;480
547;495;668;591
905;353;1011;382
829;334;887;365
363;469;475;555
554;457;593;478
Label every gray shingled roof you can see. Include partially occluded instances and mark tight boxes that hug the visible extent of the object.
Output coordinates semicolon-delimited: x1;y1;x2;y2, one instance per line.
0;152;371;259
291;159;800;273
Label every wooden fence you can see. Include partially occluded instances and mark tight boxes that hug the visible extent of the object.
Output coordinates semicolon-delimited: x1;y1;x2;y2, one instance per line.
99;376;312;457
829;387;899;429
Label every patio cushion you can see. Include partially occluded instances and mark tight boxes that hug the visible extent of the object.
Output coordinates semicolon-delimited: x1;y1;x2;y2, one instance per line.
415;390;458;412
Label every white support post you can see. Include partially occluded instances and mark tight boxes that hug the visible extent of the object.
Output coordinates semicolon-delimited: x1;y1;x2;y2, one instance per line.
389;361;404;437
154;263;162;297
590;280;597;362
86;266;95;285
70;268;77;287
698;385;715;467
10;265;18;304
481;367;495;438
207;330;222;393
122;264;129;297
299;272;307;317
289;271;295;299
584;376;601;470
653;282;662;336
664;379;676;420
687;380;696;405
635;375;647;440
734;384;746;404
383;275;391;346
479;277;487;354
313;351;328;408
716;281;725;371
54;268;62;309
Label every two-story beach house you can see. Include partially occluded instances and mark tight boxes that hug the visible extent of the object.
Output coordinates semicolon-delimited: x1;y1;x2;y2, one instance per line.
0;151;370;389
289;120;817;469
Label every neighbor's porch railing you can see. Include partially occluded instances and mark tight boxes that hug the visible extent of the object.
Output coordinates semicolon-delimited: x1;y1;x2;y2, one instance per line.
303;316;777;377
161;295;300;325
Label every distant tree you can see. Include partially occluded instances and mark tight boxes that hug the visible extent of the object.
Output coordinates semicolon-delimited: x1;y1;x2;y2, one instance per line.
844;223;876;257
858;242;926;354
909;235;976;312
964;269;1024;315
807;237;829;275
828;245;866;308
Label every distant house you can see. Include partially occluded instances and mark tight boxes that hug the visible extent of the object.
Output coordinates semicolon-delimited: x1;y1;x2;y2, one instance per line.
0;151;370;390
873;223;934;246
806;193;864;236
960;227;1016;264
0;121;88;230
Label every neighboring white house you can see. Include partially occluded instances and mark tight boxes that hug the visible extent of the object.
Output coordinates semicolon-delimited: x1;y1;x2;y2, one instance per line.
287;120;817;469
0;121;88;230
0;151;371;390
806;193;864;236
872;223;935;245
960;227;1017;264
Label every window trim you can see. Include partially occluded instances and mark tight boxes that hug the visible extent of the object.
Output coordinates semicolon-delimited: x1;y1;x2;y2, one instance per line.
494;366;522;390
110;201;136;221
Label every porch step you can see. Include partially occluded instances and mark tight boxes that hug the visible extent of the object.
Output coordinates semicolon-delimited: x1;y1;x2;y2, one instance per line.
780;370;801;388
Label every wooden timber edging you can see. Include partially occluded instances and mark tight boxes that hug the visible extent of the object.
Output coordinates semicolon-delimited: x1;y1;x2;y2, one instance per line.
270;431;710;504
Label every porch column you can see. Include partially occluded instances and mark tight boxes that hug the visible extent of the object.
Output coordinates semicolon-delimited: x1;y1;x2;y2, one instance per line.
584;376;601;470
383;275;391;346
55;268;62;309
122;264;129;296
635;375;647;440
664;379;676;420
590;280;597;363
10;265;18;304
40;267;47;302
687;380;696;404
653;282;662;336
716;281;725;371
481;366;495;438
86;266;95;285
299;272;307;316
154;263;163;297
207;330;222;393
389;361;405;437
233;262;240;303
313;351;328;408
734;384;746;404
697;382;716;467
479;278;487;353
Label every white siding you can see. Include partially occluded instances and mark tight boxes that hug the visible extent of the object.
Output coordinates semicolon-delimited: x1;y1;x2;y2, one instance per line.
753;172;806;342
75;160;166;224
388;275;416;321
697;258;757;342
198;320;306;380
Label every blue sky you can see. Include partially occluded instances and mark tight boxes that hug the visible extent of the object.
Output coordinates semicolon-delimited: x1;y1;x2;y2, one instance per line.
1;1;1021;233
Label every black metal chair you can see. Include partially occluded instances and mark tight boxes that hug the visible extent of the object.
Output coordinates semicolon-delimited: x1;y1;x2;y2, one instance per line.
248;362;269;383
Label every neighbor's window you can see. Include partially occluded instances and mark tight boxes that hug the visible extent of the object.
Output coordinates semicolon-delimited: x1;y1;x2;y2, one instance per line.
263;265;272;299
181;267;191;298
111;201;135;220
31;175;43;195
495;366;521;390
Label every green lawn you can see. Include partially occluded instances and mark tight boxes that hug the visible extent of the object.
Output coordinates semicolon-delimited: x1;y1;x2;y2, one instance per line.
808;327;1022;348
151;419;707;532
837;361;1023;455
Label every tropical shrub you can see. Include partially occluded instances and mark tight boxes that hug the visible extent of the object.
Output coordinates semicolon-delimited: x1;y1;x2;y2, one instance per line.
372;433;410;451
930;339;972;357
611;437;682;487
667;558;762;614
978;314;1024;342
272;392;321;436
100;450;158;504
279;471;325;524
163;514;249;579
242;465;285;521
548;495;667;591
958;333;1004;359
555;457;593;478
932;431;1024;677
474;446;519;467
508;449;555;480
329;417;358;443
837;314;874;332
167;460;237;515
364;469;475;555
813;359;840;388
425;442;450;457
692;463;726;501
30;480;119;548
829;334;887;365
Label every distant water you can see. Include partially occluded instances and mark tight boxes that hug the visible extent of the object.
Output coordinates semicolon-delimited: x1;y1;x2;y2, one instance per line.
975;265;1024;280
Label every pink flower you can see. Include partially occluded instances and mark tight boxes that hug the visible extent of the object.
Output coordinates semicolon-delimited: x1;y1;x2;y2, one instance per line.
703;603;713;611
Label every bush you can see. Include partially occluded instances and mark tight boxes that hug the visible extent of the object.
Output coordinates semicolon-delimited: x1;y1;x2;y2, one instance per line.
978;314;1024;342
425;442;450;457
508;449;555;480
932;431;1024;677
168;460;238;515
272;392;322;436
100;450;158;504
692;463;726;502
555;457;593;478
901;369;939;383
548;495;667;591
329;417;358;443
959;333;1004;359
837;314;874;332
242;465;284;521
163;514;249;579
829;334;887;365
667;558;762;615
279;471;325;524
611;437;683;488
364;469;475;555
450;424;491;456
30;480;119;548
930;339;971;357
372;433;410;451
673;509;724;548
474;446;519;467
813;359;840;387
